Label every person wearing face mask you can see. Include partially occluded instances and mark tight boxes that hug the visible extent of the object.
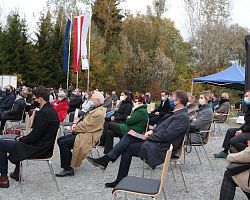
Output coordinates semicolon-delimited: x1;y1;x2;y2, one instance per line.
55;91;107;177
99;90;133;146
214;91;250;158
213;92;230;122
187;91;213;144
187;93;198;120
51;89;69;122
148;90;173;126
102;94;149;154
0;86;60;188
0;85;15;118
67;88;83;114
0;90;27;134
87;90;190;188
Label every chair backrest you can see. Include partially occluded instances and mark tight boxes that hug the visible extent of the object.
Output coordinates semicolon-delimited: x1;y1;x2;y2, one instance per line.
175;137;185;159
155;144;173;196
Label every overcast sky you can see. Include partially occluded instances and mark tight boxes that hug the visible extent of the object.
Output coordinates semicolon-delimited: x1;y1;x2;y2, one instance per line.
0;0;250;41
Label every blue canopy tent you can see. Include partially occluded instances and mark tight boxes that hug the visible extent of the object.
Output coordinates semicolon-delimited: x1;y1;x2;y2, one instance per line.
192;64;245;91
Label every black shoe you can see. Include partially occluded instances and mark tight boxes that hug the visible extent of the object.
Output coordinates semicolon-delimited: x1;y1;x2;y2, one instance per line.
105;180;120;188
55;169;74;177
86;156;109;170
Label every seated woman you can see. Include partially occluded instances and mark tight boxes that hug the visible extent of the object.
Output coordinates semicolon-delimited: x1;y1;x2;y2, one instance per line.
187;93;198;120
188;91;213;144
104;94;149;154
219;146;250;200
99;90;133;146
213;92;230;122
51;89;69;122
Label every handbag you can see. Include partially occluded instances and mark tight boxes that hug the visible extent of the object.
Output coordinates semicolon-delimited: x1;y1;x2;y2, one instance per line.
3;128;21;136
226;162;250;176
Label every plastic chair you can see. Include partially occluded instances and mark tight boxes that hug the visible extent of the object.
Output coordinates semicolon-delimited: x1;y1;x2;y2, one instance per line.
112;145;173;200
19;135;60;193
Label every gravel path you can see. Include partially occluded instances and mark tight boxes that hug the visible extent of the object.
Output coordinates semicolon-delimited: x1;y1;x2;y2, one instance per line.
0;122;248;200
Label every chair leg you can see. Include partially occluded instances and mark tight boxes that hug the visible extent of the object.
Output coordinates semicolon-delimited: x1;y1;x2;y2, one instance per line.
176;162;188;192
194;147;202;164
114;194;117;200
125;193;128;200
19;161;23;193
47;160;60;191
162;187;167;200
170;163;176;182
202;146;214;171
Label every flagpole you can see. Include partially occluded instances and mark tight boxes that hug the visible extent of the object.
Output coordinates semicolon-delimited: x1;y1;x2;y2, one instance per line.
87;0;92;92
67;13;73;90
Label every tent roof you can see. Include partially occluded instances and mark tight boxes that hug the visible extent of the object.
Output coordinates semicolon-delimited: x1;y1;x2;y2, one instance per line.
192;64;245;90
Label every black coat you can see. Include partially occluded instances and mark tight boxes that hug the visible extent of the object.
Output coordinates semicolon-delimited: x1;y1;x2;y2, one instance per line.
8;103;60;163
240;106;250;132
153;99;173;117
68;94;82;111
139;108;190;168
114;100;132;122
2;96;26;120
0;92;15;112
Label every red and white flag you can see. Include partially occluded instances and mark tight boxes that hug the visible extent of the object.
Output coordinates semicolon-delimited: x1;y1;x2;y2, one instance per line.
73;15;84;73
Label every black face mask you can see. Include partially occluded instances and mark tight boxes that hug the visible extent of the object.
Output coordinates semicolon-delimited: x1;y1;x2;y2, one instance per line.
33;101;40;108
5;89;11;93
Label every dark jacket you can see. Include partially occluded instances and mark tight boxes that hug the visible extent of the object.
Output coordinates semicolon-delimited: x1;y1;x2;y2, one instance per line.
240;105;250;132
8;103;60;163
103;97;112;112
139;108;190;168
113;100;133;122
152;98;173;117
119;104;148;134
68;94;82;112
0;92;15;112
2;95;26;120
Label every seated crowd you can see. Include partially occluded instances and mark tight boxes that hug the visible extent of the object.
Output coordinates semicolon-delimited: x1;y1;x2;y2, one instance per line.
0;85;250;200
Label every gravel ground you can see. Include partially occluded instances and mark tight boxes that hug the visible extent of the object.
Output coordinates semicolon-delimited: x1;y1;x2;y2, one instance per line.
0;121;248;200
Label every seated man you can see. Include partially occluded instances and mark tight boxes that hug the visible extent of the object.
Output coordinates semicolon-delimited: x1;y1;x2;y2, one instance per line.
148;90;173;126
219;146;250;200
188;91;213;144
0;86;60;188
0;85;15;123
87;90;190;188
55;91;107;177
214;91;250;158
0;90;27;132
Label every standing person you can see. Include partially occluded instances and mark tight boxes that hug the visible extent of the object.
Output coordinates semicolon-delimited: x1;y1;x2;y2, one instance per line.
55;91;107;177
0;86;60;188
87;90;190;188
148;90;173;126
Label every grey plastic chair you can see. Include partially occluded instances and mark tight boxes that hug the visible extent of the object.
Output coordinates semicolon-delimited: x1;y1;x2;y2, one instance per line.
112;145;173;200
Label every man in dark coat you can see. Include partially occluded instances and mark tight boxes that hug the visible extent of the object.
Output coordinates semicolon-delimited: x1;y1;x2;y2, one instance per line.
0;91;27;132
67;88;82;113
149;90;173;125
0;86;60;188
0;85;15;113
87;90;190;188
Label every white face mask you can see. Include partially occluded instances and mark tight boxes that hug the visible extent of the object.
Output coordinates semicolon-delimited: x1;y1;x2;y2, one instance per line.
120;96;125;101
199;98;205;105
187;102;191;106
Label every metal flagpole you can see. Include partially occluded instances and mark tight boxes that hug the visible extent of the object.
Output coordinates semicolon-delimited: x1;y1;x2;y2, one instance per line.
76;71;79;88
67;13;73;90
87;0;92;92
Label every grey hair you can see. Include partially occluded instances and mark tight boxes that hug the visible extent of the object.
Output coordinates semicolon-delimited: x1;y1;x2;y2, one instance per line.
93;91;104;104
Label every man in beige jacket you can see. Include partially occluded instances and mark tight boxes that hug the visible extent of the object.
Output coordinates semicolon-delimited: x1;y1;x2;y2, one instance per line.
219;146;250;199
56;91;106;177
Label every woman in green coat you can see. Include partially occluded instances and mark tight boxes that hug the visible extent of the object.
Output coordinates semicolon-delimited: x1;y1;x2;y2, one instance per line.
103;94;149;154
